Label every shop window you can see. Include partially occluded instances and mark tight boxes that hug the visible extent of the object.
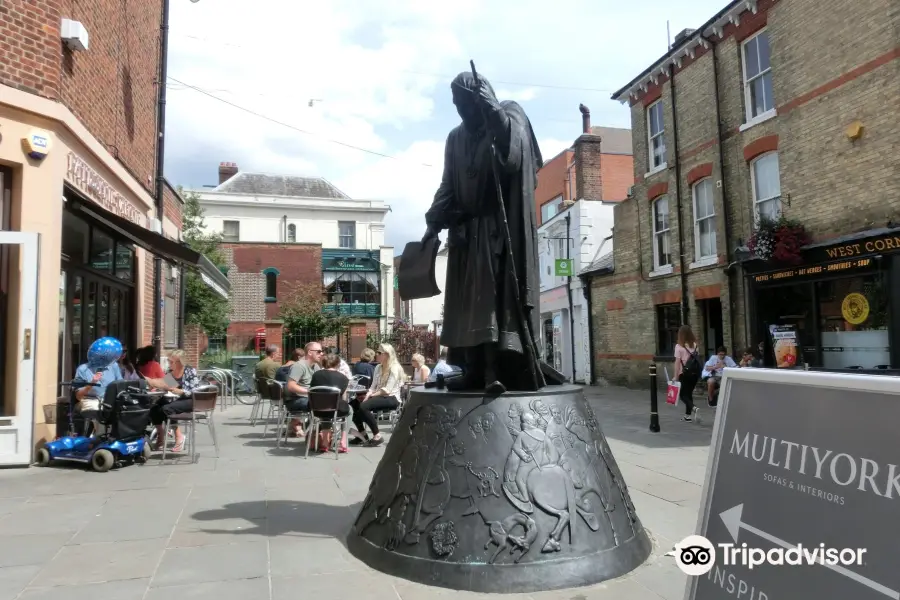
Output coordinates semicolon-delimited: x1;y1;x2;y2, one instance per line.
223;220;240;242
115;244;134;281
324;271;380;315
89;229;114;273
692;179;716;260
339;221;356;249
287;223;296;243
652;196;671;270
263;267;279;302
656;303;681;356
62;210;89;263
164;264;178;347
818;274;890;369
752;153;782;222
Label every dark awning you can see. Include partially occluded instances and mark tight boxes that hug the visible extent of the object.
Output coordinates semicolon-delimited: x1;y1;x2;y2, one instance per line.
70;198;230;299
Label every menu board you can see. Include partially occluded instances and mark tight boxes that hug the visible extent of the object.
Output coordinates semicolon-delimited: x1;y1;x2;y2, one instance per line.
769;324;799;368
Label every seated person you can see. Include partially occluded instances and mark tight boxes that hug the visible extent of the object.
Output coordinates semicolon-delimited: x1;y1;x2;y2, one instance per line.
284;342;324;437
739;347;763;368
427;346;462;382
276;348;304;384
352;348;377;388
325;346;353;379
119;351;141;381
134;345;169;389
702;346;737;406
255;345;280;380
149;349;201;452
309;353;351;419
411;353;430;384
349;343;403;447
73;337;125;435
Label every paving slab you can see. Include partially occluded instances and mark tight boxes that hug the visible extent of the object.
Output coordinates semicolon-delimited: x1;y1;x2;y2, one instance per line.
0;384;712;599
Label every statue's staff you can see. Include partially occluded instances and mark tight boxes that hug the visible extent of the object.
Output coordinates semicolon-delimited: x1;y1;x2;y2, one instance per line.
469;59;544;389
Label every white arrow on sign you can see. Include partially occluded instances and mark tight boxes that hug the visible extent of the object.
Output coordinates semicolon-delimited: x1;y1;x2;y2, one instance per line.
719;504;898;600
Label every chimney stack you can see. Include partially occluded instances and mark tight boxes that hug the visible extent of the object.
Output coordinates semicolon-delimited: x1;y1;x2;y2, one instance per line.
579;104;591;134
218;162;238;185
573;106;603;201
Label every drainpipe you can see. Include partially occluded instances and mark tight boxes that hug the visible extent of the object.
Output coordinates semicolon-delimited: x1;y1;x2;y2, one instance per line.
668;63;689;323
282;214;287;241
177;265;186;348
152;0;171;356
565;213;577;382
702;33;738;351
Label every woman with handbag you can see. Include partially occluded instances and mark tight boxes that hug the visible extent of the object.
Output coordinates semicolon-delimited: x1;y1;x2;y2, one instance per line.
672;325;701;422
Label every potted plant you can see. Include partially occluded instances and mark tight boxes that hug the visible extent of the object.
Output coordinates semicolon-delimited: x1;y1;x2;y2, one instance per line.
749;217;811;264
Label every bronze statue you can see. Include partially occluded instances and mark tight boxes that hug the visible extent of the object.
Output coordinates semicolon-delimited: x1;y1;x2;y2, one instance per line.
421;66;548;395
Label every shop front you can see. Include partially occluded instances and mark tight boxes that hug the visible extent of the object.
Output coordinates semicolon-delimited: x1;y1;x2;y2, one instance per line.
539;285;570;378
744;228;900;371
321;249;383;318
0;91;229;466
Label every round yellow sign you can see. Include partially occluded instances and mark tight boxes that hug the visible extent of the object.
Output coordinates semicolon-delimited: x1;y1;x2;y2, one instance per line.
841;292;870;325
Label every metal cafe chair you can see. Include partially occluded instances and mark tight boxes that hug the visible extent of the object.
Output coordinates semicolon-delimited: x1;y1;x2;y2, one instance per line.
161;387;219;463
266;380;310;449
252;377;272;426
305;386;348;460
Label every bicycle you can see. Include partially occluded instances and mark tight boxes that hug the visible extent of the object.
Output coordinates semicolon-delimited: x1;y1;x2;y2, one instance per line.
230;363;258;405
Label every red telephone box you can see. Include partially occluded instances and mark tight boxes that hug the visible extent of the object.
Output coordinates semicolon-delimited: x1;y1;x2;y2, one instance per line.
254;328;266;353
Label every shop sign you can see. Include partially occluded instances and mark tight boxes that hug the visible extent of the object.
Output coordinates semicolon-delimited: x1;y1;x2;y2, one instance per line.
822;235;900;260
66;152;146;227
687;368;900;600
841;293;870;325
324;257;377;271
554;258;574;276
752;256;875;284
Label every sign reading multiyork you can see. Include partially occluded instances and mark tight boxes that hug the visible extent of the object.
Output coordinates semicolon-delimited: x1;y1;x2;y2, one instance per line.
66;152;146;227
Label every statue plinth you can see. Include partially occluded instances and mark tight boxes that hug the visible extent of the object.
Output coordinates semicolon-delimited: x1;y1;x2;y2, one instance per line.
346;385;653;593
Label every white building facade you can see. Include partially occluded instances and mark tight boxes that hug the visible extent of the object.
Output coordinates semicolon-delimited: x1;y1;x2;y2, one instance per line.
188;165;395;333
538;200;615;383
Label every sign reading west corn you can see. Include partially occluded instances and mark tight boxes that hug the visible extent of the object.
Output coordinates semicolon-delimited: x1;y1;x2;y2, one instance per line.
686;368;900;600
554;258;574;277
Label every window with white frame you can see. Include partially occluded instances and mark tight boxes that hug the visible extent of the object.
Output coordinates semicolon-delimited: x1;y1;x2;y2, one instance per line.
222;220;239;242
647;100;666;170
287;223;296;242
540;196;563;223
751;152;782;221
742;30;774;120
338;221;356;249
652;196;671;269
692;179;716;260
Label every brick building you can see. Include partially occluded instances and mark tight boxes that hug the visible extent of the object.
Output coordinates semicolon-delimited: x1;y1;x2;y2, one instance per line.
535;109;633;226
188;163;395;358
0;1;227;465
584;0;900;387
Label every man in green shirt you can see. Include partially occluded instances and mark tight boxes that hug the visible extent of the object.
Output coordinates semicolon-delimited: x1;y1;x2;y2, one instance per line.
255;345;280;380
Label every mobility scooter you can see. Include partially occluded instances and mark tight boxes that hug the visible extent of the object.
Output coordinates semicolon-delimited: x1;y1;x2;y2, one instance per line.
36;379;164;472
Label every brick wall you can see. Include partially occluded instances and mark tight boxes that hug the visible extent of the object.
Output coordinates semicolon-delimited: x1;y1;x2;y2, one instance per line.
574;134;603;201
221;243;322;322
590;0;900;388
600;154;634;202
58;0;161;193
0;1;63;97
183;324;207;368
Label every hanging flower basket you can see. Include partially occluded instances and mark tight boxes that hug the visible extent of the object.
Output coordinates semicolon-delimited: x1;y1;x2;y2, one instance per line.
749;217;811;264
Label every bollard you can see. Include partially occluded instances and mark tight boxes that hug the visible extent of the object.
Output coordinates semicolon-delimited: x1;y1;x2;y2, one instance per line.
649;363;661;432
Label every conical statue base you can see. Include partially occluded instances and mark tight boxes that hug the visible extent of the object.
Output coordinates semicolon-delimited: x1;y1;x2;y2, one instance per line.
346;385;652;593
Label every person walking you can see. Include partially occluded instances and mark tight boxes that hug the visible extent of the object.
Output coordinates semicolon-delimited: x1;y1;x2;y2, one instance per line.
672;325;702;422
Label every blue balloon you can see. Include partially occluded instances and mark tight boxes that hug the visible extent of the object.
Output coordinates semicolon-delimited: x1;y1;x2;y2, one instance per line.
87;337;124;369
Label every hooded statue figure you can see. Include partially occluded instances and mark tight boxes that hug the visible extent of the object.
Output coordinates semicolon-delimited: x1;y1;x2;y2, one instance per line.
421;71;546;394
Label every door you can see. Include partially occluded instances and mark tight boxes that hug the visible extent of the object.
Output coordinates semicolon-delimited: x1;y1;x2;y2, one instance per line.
0;231;40;466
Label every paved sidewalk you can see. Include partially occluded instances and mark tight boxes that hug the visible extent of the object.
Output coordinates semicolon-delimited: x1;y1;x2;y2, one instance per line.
0;386;714;600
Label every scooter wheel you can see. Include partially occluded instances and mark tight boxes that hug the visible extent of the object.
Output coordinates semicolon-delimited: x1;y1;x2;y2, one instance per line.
91;449;115;473
35;448;51;467
136;443;152;464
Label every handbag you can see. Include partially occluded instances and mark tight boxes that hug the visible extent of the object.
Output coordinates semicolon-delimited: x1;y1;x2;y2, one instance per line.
666;380;681;405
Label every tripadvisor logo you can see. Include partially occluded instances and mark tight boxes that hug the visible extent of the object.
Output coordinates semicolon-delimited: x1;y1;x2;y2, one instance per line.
728;430;900;498
667;535;866;576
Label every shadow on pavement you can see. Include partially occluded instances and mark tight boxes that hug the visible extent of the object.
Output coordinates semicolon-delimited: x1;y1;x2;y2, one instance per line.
189;500;364;546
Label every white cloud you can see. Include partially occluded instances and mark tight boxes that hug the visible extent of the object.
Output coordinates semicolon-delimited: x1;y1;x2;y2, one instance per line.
164;0;730;253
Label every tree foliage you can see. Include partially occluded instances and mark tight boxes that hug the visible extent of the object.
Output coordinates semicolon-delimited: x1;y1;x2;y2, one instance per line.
278;281;349;336
180;189;230;336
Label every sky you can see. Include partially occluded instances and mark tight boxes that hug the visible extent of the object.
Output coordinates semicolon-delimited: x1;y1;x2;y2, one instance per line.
164;0;728;252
